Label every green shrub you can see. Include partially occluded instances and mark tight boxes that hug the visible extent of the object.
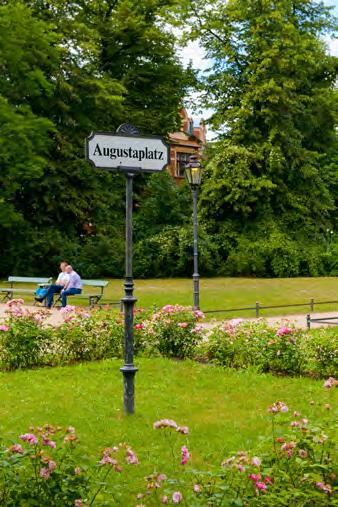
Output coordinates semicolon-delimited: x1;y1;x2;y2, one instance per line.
223;232;336;277
203;320;306;376
0;301;52;370
52;308;124;364
303;327;338;378
139;305;206;359
0;425;91;506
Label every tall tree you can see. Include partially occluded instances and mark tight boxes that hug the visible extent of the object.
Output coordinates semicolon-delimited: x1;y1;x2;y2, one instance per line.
0;0;193;276
183;0;338;275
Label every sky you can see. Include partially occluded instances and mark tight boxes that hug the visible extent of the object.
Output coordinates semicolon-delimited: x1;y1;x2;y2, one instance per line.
180;0;338;139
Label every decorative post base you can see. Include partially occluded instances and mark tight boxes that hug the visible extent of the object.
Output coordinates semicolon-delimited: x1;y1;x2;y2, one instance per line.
193;272;200;311
120;364;138;414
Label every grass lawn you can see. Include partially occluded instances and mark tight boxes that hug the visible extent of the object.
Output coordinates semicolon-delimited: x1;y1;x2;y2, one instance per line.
1;358;333;454
2;276;337;318
0;358;335;504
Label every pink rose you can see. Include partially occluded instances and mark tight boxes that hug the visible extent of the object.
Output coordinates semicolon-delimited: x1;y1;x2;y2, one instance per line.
229;318;244;327
153;419;178;430
134;323;144;329
172;491;183;504
8;444;23;454
60;305;76;314
20;433;38;445
316;482;332;493
42;437;56;448
176;425;189;435
181;445;190;465
193;310;205;319
249;474;261;482
40;467;51;479
276;326;292;336
99;455;118;466
126;447;139;465
323;377;337;389
178;322;188;328
0;325;9;332
268;401;288;413
251;456;261;467
48;460;57;471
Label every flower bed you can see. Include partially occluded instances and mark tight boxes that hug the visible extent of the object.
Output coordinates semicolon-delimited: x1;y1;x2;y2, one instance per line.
0;300;336;379
200;319;337;377
0;399;335;506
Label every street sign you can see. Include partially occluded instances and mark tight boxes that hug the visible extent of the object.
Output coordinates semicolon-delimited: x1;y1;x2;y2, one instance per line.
85;124;170;415
86;131;170;173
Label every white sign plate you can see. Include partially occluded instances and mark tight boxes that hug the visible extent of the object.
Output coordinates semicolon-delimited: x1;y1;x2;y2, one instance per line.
86;132;170;172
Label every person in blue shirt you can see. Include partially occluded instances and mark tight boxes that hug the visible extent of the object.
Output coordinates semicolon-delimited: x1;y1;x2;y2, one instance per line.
61;265;82;307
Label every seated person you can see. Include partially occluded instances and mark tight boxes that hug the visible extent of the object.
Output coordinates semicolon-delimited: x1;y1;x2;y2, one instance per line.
61;265;82;307
45;261;69;309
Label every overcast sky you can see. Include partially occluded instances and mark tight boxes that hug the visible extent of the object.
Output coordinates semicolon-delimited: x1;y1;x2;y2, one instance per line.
181;0;338;139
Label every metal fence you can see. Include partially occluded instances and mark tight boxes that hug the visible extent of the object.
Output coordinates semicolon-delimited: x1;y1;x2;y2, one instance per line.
203;299;338;318
306;314;338;329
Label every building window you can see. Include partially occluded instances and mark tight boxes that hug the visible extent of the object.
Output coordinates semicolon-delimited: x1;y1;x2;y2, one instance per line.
176;152;191;177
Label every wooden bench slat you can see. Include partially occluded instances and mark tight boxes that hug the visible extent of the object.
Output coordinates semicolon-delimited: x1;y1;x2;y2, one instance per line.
81;280;109;287
0;288;37;293
8;277;52;284
75;294;104;298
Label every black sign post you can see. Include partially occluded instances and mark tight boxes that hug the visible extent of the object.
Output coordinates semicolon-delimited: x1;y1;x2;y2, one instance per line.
86;124;169;414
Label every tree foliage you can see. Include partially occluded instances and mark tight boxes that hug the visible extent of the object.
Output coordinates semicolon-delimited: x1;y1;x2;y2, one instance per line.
1;0;337;279
0;0;192;277
180;0;338;276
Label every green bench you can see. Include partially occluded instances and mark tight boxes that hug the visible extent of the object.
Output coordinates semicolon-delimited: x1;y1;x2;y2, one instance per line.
54;279;110;308
0;276;52;303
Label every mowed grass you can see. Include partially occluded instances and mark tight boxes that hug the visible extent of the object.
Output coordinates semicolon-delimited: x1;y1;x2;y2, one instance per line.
2;276;337;318
0;359;336;503
0;359;335;462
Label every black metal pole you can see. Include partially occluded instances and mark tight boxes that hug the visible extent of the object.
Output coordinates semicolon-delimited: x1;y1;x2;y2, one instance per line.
192;187;200;311
120;173;138;414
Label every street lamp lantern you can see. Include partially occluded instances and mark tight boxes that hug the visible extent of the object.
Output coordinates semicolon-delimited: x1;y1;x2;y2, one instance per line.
184;155;203;188
185;154;203;310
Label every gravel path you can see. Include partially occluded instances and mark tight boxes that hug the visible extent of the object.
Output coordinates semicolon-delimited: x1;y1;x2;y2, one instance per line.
203;311;338;329
0;303;336;329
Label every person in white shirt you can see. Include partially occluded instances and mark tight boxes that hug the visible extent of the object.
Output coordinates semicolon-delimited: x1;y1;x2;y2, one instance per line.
61;265;82;307
46;261;70;308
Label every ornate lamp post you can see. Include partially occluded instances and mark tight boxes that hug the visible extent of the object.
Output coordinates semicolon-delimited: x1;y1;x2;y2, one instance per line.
185;154;203;311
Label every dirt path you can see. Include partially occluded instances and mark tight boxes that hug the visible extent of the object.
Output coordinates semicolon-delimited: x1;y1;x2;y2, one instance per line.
0;303;336;329
203;311;338;329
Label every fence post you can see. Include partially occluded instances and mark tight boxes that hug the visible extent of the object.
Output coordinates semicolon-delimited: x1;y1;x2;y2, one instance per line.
310;298;314;312
255;302;260;318
306;314;311;329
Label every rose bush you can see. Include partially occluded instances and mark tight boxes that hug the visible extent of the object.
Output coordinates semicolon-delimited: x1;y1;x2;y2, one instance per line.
201;319;333;377
0;397;336;506
0;300;336;378
136;305;206;359
0;300;52;370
